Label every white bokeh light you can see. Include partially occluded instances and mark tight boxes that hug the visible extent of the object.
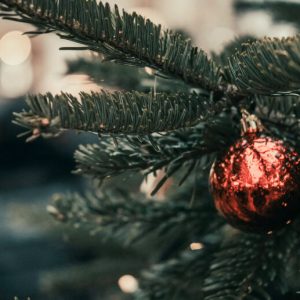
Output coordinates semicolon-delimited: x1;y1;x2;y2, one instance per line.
118;274;139;294
0;62;33;98
0;30;32;65
208;26;235;53
238;11;297;38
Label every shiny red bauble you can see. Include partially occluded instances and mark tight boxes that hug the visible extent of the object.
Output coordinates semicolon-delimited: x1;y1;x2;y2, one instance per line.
209;132;300;232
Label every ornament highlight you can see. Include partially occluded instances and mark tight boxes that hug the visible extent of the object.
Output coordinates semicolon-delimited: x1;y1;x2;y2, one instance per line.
209;111;300;232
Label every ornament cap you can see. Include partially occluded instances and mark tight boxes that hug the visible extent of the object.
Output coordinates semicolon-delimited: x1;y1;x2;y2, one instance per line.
241;109;264;135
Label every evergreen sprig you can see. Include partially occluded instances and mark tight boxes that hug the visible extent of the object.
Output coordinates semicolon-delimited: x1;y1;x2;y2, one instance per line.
136;225;300;300
203;227;299;300
254;94;300;148
13;91;215;140
213;35;256;67
255;94;300;121
136;249;214;300
74;128;217;186
1;1;300;299
0;0;222;91
48;188;220;245
67;57;191;92
74;114;239;193
225;36;300;94
67;57;151;91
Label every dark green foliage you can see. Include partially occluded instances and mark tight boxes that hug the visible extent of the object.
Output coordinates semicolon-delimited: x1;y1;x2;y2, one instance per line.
254;94;300;148
213;35;257;67
67;57;152;91
1;0;300;299
0;0;222;91
255;94;300;122
2;0;300;100
136;249;214;300
48;186;220;245
203;234;271;299
13;91;215;140
136;224;300;300
74;114;239;192
203;225;300;300
66;57;191;92
74;128;216;185
226;36;300;94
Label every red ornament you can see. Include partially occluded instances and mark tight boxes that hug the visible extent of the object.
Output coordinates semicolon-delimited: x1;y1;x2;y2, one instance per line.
209;111;300;232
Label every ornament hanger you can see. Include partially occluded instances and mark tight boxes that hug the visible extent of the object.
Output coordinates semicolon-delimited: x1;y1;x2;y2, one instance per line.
240;109;265;135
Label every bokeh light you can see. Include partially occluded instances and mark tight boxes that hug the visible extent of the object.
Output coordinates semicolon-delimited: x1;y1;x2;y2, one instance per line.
0;62;33;98
118;274;139;294
0;30;31;65
190;242;204;251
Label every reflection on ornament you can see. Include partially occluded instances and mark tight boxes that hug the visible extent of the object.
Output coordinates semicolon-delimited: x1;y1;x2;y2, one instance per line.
0;31;31;65
210;112;300;232
118;274;139;294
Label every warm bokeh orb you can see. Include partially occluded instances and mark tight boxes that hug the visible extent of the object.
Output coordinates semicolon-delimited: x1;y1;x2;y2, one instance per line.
210;132;300;232
0;30;31;65
118;275;139;294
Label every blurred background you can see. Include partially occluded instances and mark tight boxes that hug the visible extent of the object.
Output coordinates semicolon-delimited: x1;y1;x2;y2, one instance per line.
0;0;298;299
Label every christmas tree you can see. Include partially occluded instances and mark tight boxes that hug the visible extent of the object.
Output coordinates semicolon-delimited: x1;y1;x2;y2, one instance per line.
1;0;300;299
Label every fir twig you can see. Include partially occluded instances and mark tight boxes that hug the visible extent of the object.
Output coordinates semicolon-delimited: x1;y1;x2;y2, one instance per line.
13;91;217;140
203;226;300;299
73;113;239;192
136;249;215;300
47;188;220;245
66;57;191;92
255;94;300;121
0;0;223;92
225;36;300;94
212;35;256;67
74;129;217;185
254;94;300;148
74;114;239;189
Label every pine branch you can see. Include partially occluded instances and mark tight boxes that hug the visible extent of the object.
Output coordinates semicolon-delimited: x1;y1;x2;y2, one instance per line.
74;114;239;189
212;35;256;67
202;226;300;300
136;249;215;300
0;0;223;92
13;91;218;140
203;234;270;300
67;57;149;91
136;222;300;300
254;94;300;147
67;57;191;92
225;36;300;94
255;94;300;122
74;130;216;185
47;188;221;245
